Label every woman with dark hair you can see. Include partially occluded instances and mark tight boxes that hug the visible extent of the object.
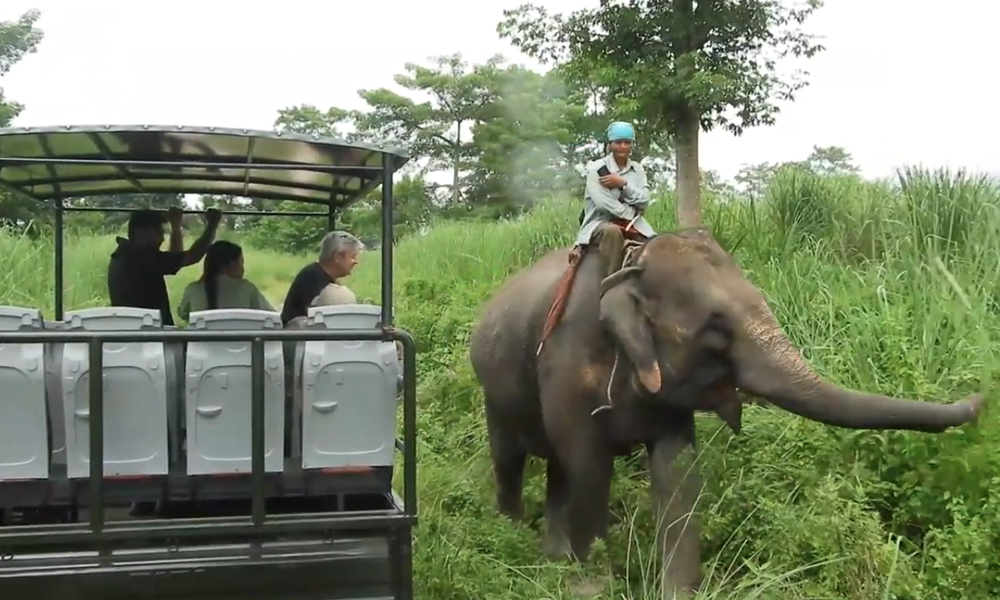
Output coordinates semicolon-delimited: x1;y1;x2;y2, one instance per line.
177;240;274;323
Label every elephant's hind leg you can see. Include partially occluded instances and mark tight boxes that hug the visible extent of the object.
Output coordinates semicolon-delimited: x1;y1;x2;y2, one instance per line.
485;398;528;521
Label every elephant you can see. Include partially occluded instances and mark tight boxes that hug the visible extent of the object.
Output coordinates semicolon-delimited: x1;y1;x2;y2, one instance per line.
468;225;985;597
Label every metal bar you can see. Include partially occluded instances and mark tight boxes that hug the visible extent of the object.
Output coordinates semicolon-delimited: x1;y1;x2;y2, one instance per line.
62;206;329;217
327;204;336;231
53;199;65;320
15;186;353;207
0;328;409;344
16;171;358;195
87;339;105;533
0;156;384;174
250;338;266;528
380;154;394;327
0;504;404;535
0;328;418;539
0;514;416;546
399;332;417;518
242;137;257;198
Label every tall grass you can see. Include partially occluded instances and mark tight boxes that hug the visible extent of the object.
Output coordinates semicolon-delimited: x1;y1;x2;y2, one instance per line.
2;166;999;599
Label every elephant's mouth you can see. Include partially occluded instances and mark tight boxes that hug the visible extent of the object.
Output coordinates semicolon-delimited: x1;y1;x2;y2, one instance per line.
631;327;744;433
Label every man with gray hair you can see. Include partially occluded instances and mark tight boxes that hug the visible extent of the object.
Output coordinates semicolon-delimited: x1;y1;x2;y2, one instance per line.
279;230;364;325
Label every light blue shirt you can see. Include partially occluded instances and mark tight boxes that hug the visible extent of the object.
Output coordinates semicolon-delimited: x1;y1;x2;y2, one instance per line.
575;153;655;246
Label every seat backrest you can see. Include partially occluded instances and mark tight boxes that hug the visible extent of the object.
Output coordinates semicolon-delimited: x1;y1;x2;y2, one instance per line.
61;307;170;479
0;306;51;480
184;309;285;475
298;304;399;470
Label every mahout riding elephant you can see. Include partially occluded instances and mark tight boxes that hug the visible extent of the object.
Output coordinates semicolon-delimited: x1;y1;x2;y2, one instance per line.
468;226;985;597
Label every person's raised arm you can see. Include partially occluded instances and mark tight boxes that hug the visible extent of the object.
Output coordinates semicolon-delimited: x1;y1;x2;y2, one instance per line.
621;166;652;209
179;209;222;267
585;168;636;220
166;207;184;253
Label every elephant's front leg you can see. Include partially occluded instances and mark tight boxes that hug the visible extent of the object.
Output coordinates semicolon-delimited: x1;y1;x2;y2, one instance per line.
562;440;614;562
649;411;703;598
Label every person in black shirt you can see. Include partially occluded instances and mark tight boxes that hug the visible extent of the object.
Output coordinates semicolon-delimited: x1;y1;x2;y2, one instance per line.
107;207;221;326
280;230;364;325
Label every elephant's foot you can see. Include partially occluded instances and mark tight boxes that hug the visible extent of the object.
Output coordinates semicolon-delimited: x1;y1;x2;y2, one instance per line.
568;573;611;598
542;527;572;559
498;502;525;523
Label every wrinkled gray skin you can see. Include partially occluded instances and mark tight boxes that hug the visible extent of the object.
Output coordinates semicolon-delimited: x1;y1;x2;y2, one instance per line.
469;229;985;597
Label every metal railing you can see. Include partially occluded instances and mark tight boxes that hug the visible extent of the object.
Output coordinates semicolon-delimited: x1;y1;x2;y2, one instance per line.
0;327;417;547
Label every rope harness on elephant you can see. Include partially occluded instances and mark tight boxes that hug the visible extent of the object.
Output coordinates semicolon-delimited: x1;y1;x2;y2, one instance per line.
593;242;644;416
535;217;648;366
535;247;584;356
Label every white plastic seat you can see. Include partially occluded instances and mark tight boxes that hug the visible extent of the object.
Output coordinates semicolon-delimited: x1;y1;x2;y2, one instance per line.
296;304;400;470
184;309;285;475
0;306;52;480
61;307;170;479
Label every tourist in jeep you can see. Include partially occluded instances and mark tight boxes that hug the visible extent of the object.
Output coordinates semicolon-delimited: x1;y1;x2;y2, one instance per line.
280;230;363;326
176;240;274;323
107;207;221;326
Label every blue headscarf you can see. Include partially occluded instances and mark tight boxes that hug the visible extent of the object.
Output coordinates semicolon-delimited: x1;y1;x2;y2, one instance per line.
606;121;636;142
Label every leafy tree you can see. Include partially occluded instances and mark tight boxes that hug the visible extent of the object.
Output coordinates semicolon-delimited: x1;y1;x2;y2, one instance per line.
249;105;439;251
498;0;826;226
467;65;599;216
0;9;43;127
0;9;45;233
351;53;505;206
734;145;859;196
244;200;329;255
804;144;859;176
274;105;356;140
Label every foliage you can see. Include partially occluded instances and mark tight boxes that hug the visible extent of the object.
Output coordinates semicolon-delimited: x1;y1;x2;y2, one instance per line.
497;0;826;226
4;167;999;599
0;9;45;232
0;8;43;126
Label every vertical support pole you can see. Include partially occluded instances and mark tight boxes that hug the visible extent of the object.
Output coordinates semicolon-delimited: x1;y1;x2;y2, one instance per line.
54;197;65;320
88;338;105;533
380;155;394;327
400;332;416;518
250;337;266;528
327;203;336;232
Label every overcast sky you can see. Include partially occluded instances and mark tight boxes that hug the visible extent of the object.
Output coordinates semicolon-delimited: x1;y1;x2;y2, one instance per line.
1;0;996;182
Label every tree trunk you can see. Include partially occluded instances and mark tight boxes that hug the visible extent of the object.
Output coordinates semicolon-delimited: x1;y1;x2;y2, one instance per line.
451;120;462;206
673;105;702;227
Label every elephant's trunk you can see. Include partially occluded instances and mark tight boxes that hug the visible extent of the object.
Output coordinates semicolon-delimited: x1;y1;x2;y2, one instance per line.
732;313;984;432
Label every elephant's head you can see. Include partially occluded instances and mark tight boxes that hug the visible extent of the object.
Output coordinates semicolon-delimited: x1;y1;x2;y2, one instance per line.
597;229;986;433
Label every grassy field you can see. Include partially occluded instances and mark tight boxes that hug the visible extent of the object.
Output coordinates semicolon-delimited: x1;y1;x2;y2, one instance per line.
2;165;999;599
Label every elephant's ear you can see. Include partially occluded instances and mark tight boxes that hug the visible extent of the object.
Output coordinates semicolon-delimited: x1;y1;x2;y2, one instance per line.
599;269;661;394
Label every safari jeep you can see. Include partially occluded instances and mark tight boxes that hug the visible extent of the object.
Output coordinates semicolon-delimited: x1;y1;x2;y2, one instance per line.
0;125;417;600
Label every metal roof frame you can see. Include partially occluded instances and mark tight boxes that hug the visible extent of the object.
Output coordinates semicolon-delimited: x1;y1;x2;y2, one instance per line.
0;124;403;324
0;124;411;209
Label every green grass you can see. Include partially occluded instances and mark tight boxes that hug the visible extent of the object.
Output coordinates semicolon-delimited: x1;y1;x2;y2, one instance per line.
2;165;1000;599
